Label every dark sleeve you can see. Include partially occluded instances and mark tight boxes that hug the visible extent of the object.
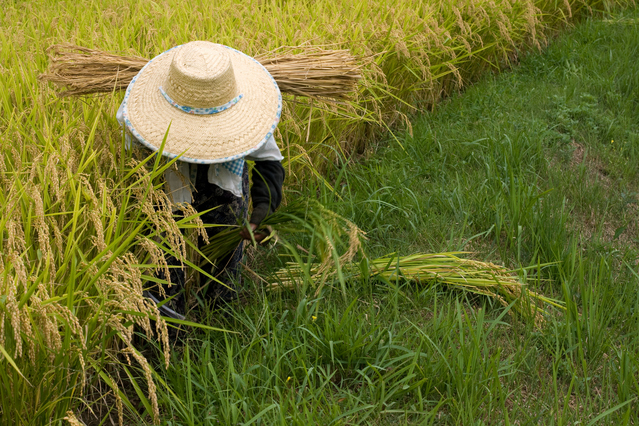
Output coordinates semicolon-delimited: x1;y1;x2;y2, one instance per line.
249;160;285;225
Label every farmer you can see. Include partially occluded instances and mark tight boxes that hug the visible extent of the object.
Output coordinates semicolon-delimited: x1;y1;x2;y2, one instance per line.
116;41;285;317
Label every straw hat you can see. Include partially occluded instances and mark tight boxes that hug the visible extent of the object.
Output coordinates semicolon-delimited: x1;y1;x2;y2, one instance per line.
122;41;282;164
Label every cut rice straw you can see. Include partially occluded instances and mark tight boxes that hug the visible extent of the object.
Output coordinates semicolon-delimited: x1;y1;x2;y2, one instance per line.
200;199;363;269
39;44;365;101
199;199;563;327
269;252;564;328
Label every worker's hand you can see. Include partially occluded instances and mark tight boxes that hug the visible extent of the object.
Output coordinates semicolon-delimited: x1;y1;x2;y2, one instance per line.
239;223;269;244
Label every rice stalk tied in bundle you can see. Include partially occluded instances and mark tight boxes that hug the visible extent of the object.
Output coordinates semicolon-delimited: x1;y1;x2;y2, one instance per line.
200;198;364;281
201;200;563;326
39;44;365;100
269;252;565;327
255;46;368;100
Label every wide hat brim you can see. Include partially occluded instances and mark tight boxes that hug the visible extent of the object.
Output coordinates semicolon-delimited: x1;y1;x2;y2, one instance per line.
122;44;282;164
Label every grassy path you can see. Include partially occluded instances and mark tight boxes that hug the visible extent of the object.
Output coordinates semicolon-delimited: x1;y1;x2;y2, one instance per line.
154;8;639;425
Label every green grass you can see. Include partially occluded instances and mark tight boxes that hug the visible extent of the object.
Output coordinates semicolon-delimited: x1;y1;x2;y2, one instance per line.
148;8;639;425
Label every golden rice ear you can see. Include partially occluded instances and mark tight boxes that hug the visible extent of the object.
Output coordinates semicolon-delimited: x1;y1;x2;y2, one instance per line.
63;411;84;426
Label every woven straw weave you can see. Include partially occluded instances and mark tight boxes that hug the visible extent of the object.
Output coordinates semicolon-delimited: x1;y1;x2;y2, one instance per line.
125;41;281;164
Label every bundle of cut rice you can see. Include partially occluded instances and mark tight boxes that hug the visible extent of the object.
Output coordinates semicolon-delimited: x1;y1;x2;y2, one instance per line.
200;200;563;326
40;44;364;100
269;252;563;327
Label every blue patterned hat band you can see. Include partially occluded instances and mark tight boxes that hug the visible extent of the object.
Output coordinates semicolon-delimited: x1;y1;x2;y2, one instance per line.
159;87;243;115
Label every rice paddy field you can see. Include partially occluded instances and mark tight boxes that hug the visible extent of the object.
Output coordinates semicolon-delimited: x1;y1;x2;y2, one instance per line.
1;0;639;424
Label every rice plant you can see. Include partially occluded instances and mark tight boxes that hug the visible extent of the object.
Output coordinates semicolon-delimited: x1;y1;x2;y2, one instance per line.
7;0;632;177
1;0;636;423
0;85;200;423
